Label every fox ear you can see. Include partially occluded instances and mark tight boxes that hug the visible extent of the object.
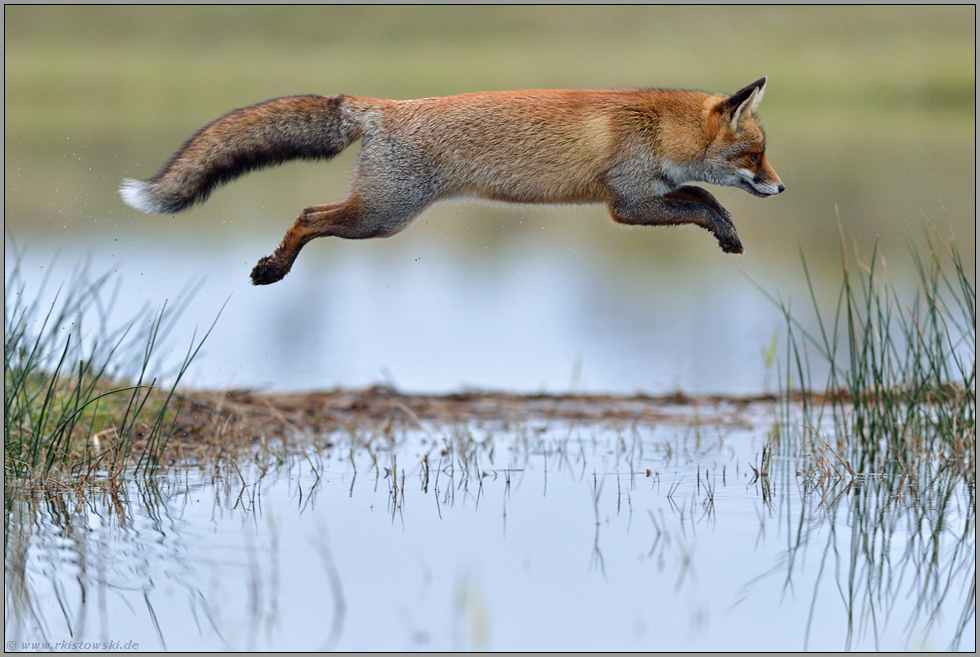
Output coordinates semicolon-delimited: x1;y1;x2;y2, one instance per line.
720;77;767;129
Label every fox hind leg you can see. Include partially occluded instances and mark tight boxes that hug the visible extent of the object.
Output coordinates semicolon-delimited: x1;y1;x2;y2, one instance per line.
251;136;442;285
250;194;432;285
251;200;348;285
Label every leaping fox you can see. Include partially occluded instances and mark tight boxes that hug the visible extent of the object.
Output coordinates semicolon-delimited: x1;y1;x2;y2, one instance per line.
120;77;784;285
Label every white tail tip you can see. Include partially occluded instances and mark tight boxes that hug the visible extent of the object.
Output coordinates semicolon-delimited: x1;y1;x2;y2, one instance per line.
119;178;165;214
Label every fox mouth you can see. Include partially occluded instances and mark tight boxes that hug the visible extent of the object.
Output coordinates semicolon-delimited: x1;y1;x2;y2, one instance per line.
739;181;773;198
739;180;782;198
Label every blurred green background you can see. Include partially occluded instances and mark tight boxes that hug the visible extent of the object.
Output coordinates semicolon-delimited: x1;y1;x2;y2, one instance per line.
4;5;976;271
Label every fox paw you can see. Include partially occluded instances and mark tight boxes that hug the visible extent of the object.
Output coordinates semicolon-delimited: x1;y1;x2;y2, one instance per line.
250;256;288;285
717;233;744;255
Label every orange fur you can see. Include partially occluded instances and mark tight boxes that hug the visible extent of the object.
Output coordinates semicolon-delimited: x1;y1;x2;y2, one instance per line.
121;79;784;285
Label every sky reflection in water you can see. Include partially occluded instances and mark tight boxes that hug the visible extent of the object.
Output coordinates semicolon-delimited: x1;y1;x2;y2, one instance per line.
4;235;812;397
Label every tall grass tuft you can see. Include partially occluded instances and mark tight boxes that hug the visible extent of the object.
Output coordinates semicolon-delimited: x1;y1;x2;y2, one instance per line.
4;251;212;483
768;219;975;477
757;220;975;650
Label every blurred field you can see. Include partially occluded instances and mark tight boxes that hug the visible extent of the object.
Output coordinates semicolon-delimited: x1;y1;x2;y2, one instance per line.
5;5;975;270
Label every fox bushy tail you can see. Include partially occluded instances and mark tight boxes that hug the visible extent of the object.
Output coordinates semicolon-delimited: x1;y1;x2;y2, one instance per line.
120;95;364;214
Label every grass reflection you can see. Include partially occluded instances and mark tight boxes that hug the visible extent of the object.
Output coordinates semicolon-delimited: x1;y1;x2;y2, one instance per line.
777;461;975;651
5;406;975;650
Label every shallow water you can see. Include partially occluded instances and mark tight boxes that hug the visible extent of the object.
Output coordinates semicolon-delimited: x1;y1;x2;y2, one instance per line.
5;232;834;397
6;412;974;651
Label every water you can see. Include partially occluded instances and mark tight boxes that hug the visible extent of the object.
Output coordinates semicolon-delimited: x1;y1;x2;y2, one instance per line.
4;231;807;396
6;412;974;651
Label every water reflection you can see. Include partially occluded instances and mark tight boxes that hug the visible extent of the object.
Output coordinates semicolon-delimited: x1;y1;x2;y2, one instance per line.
4;237;809;396
800;468;973;651
5;416;974;651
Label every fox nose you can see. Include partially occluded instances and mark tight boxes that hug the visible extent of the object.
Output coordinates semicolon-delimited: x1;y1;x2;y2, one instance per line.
777;183;785;193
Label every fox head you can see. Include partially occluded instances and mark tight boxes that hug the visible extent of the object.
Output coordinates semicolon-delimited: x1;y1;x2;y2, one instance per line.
703;77;784;198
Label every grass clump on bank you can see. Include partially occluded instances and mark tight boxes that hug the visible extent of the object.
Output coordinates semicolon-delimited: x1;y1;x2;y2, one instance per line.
773;220;975;478
4;255;209;484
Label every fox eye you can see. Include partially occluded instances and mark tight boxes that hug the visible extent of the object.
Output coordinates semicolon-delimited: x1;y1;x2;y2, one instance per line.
747;152;762;164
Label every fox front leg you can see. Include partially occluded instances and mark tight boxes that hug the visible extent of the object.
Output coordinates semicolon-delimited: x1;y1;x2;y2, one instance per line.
607;188;744;254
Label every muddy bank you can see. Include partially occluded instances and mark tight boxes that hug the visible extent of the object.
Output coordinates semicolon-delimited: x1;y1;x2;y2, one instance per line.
175;385;799;436
158;385;803;464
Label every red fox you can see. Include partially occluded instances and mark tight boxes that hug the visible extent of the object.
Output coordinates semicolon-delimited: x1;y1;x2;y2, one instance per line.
120;77;784;285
